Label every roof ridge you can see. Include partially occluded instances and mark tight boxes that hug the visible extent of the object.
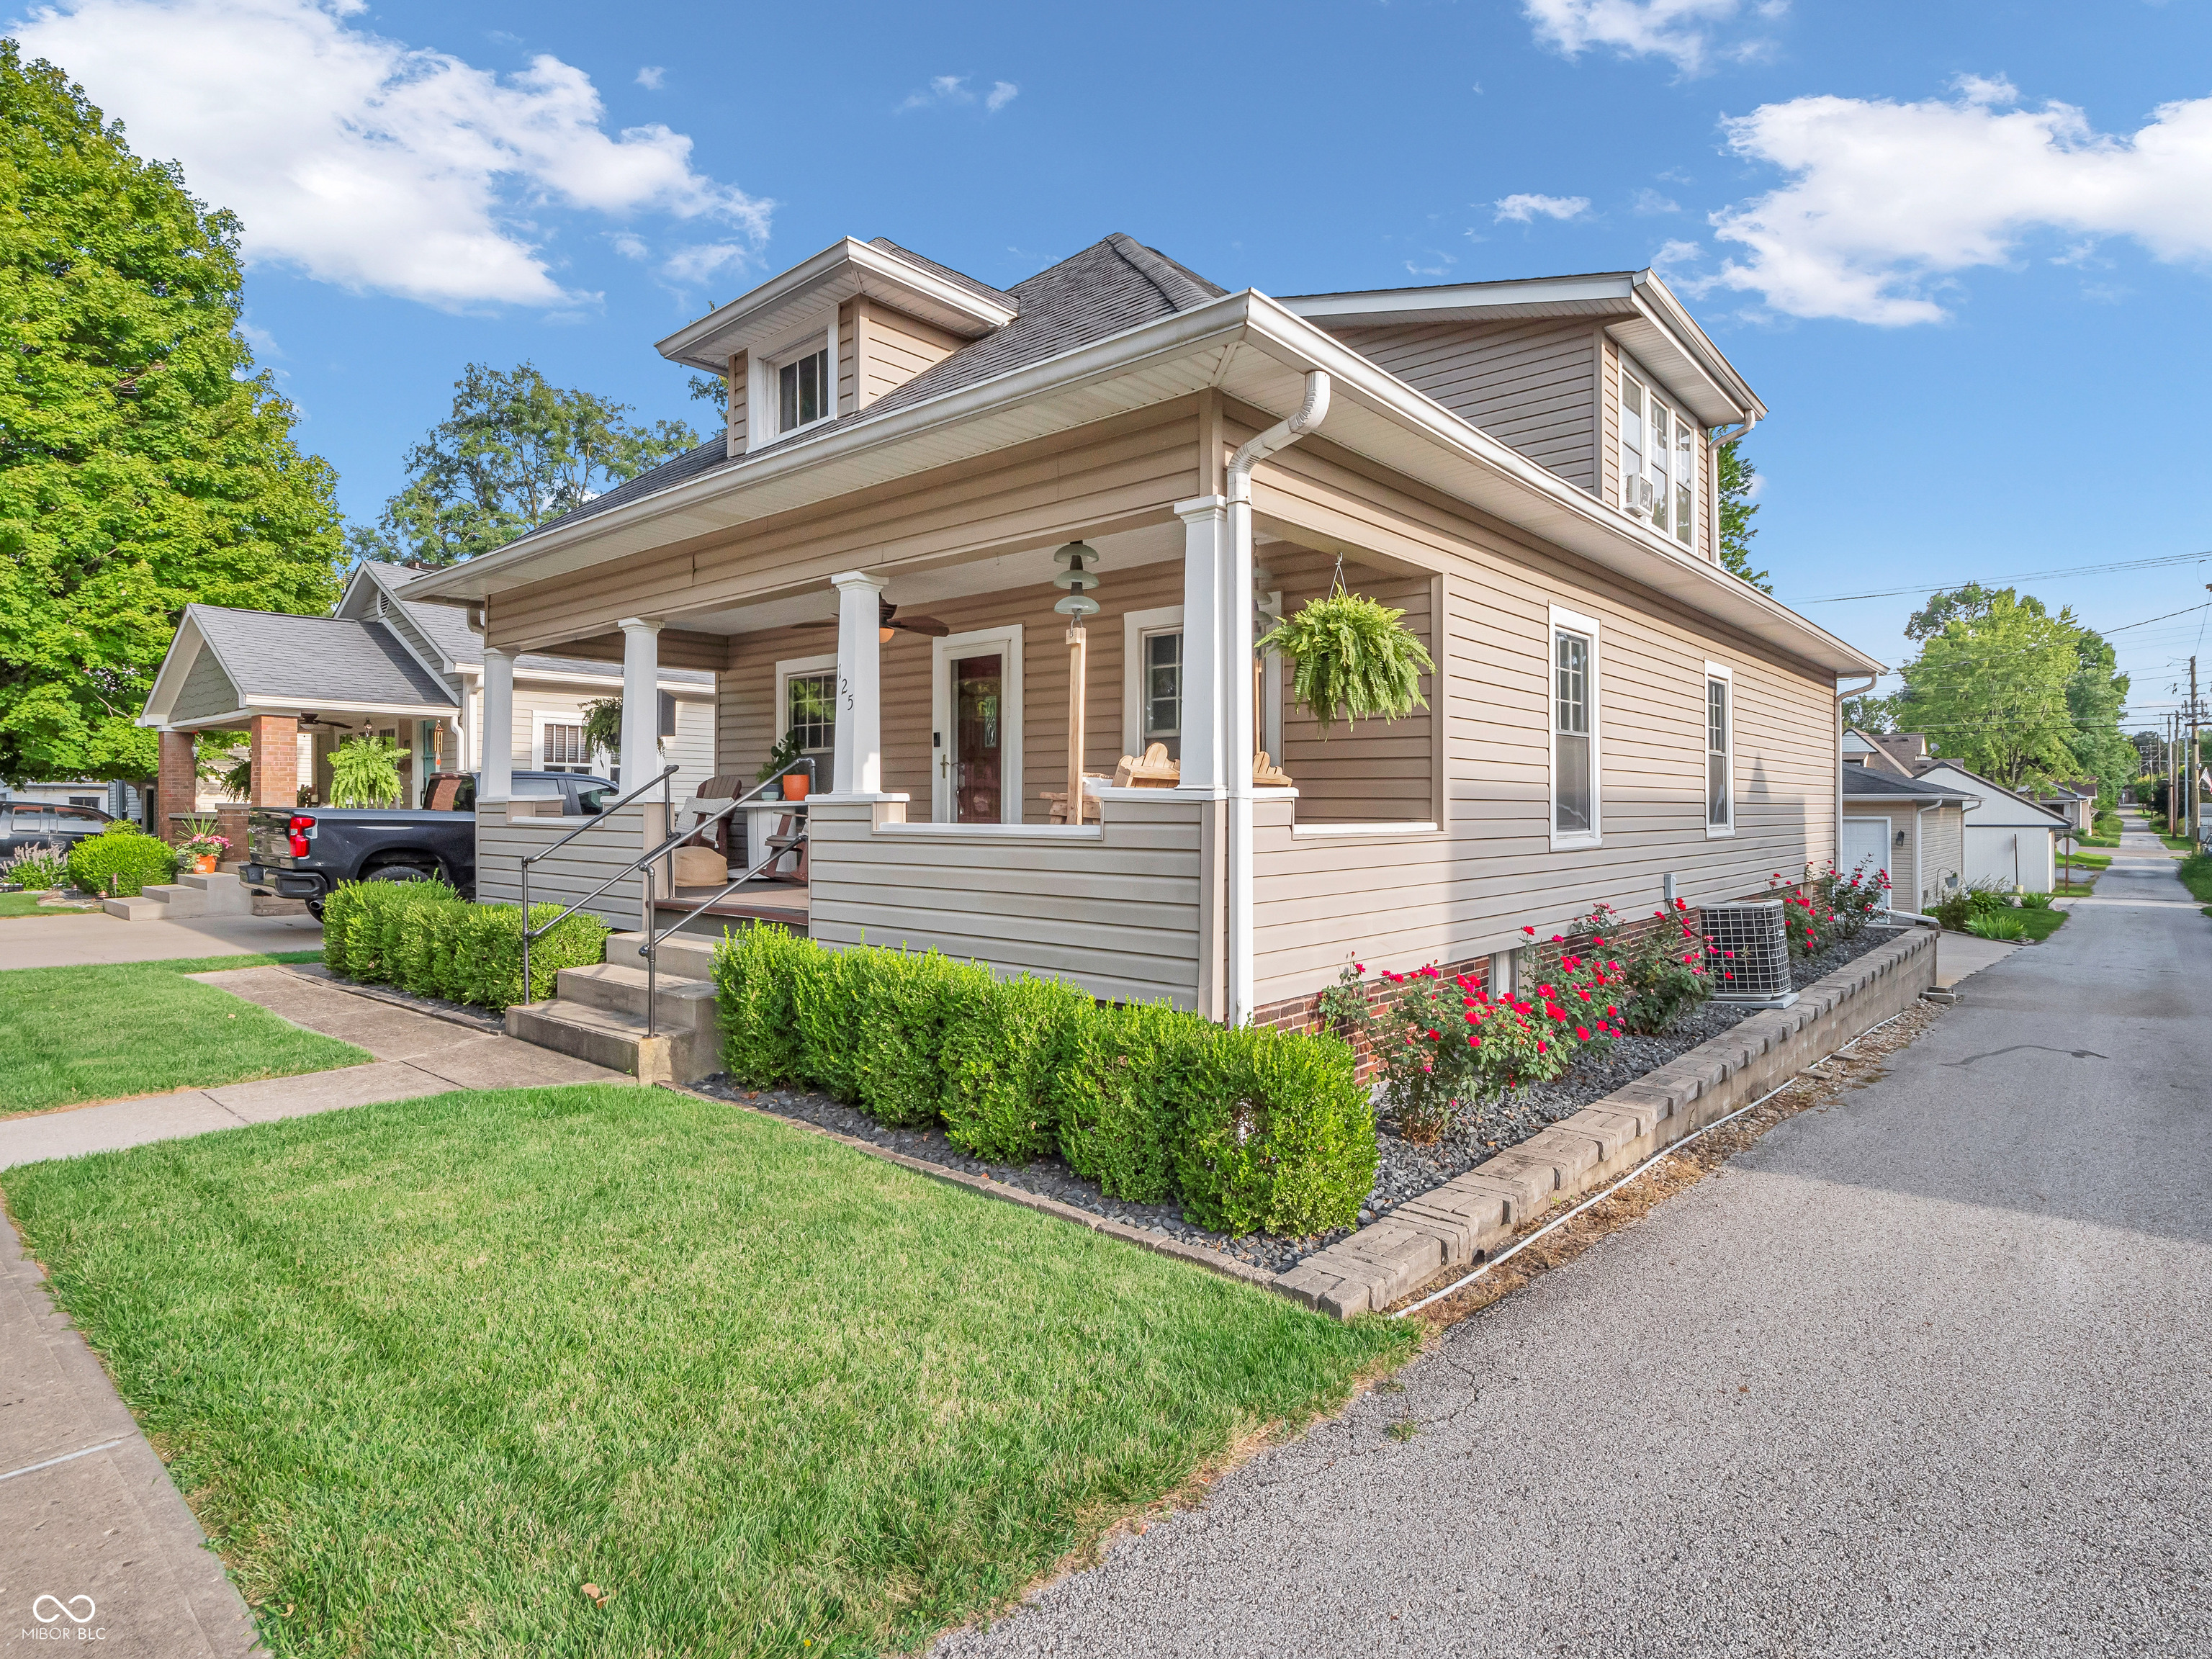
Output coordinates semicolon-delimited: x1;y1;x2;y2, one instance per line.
866;236;1020;308
1102;231;1221;312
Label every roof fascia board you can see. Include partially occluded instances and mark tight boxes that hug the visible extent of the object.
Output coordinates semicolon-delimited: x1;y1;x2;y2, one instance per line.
655;238;1017;371
1920;761;2069;823
1279;272;1639;323
242;693;459;717
1629;271;1763;421
415;289;1876;674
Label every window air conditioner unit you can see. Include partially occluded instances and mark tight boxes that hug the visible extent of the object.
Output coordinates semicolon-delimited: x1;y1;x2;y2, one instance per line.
1625;476;1653;516
1704;899;1798;1008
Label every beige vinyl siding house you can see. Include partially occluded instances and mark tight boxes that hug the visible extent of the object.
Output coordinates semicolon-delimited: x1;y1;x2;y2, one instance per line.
410;233;1879;1030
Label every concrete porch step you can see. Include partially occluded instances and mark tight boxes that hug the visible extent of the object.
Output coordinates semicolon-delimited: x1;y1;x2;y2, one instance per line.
176;871;254;912
606;930;721;982
504;997;717;1086
554;963;716;1033
102;894;166;920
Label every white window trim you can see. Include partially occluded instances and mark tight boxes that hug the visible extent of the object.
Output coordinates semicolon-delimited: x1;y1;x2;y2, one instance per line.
1120;603;1184;757
930;624;1024;825
745;313;839;452
531;709;600;773
1704;660;1735;839
774;653;839;761
1618;356;1697;554
1548;603;1602;852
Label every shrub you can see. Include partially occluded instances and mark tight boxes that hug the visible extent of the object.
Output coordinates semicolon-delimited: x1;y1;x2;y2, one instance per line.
1055;999;1198;1203
3;841;69;890
66;824;176;897
318;880;606;1009
1930;891;1973;932
1612;899;1716;1035
2019;890;2056;911
1173;1025;1377;1237
1964;909;2028;940
939;970;1093;1163
710;931;1377;1236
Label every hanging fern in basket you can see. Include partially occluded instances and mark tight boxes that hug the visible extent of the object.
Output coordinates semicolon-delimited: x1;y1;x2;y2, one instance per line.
1259;589;1434;735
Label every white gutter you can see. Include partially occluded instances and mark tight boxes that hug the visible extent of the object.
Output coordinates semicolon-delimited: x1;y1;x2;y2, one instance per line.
1225;370;1331;1026
1835;671;1878;884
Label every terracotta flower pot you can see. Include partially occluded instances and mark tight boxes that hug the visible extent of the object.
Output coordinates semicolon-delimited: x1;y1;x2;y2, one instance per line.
194;854;218;874
781;773;810;802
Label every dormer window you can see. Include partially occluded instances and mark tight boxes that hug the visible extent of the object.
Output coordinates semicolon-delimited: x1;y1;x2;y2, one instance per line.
778;344;830;433
1620;365;1695;551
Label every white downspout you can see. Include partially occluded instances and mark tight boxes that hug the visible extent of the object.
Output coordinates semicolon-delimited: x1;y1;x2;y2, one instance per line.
1225;369;1331;1026
1835;673;1876;881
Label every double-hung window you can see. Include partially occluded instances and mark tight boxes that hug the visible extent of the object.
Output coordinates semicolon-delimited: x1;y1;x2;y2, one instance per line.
1550;608;1600;846
747;320;838;450
1141;629;1182;760
786;670;836;754
1705;665;1734;835
1619;366;1696;551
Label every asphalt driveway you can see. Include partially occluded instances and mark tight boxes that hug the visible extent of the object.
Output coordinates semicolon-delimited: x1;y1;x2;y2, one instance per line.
944;819;2212;1658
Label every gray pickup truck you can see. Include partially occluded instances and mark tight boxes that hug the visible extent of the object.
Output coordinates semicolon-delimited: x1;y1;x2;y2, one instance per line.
240;770;613;919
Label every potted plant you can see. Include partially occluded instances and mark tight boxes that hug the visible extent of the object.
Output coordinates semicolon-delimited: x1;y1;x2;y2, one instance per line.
1256;583;1434;734
177;815;230;874
757;729;810;800
328;734;410;808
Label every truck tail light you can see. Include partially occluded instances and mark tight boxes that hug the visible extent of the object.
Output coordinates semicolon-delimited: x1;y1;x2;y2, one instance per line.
287;814;315;858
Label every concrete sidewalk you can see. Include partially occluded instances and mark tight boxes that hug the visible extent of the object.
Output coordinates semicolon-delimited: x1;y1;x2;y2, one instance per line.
1;1218;266;1655
0;912;323;970
0;967;626;1170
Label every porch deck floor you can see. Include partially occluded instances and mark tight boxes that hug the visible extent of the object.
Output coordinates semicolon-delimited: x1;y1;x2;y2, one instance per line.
657;880;811;933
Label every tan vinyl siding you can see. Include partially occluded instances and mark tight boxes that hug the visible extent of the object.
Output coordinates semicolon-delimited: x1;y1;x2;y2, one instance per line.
805;796;1202;1006
1241;423;1838;1006
1921;803;1964;904
169;647;240;724
1334;319;1599;492
1597;333;1621;511
855;297;966;410
724;351;747;457
490;405;1202;653
473;801;654;930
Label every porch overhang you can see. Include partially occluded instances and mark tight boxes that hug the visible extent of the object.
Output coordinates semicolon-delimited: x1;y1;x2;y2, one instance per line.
409;292;1879;678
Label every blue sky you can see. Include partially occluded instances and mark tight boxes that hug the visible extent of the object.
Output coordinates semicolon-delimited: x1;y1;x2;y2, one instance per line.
16;0;2212;724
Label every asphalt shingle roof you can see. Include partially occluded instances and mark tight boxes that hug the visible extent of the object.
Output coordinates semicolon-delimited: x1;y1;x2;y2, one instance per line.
189;606;457;711
1842;765;1976;804
513;233;1228;546
370;567;710;682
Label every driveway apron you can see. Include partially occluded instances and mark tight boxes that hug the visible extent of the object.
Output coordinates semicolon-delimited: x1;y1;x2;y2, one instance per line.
943;814;2212;1658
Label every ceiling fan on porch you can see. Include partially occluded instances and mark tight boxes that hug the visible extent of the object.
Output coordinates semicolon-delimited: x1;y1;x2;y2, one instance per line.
795;598;951;643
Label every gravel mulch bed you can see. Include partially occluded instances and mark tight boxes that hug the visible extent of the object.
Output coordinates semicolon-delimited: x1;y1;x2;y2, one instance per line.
693;923;1912;1277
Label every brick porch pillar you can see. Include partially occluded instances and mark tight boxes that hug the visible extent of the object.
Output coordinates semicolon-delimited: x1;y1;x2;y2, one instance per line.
248;714;299;808
156;728;197;846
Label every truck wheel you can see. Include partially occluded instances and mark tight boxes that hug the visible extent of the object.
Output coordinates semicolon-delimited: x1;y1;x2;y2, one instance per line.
363;861;439;886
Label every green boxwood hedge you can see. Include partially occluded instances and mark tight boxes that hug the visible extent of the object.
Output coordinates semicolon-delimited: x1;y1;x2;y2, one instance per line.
711;927;1377;1237
320;881;610;1010
65;823;178;897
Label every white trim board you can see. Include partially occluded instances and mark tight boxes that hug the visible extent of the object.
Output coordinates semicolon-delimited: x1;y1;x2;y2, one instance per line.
930;624;1024;824
1547;603;1602;851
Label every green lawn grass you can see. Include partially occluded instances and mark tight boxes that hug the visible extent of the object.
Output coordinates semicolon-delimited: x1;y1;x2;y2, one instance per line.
2;1084;1414;1658
0;890;100;917
2018;907;2069;941
2179;852;2212;912
0;952;359;1115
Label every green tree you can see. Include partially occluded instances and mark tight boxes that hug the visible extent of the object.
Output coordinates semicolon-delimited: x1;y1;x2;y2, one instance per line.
352;363;700;567
1893;590;2095;790
1841;693;1897;734
1904;581;2005;642
1715;437;1769;593
2062;626;2135;804
0;44;344;786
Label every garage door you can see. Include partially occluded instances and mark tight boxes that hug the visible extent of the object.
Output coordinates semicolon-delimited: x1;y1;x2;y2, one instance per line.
1839;817;1891;907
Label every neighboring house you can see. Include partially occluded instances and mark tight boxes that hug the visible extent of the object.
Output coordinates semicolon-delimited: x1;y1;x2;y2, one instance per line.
1843;727;2069;893
137;562;715;849
0;779;138;819
405;232;1882;1026
2028;782;2096;835
1840;765;1975;912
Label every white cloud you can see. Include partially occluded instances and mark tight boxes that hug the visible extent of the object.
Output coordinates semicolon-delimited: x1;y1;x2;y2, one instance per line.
898;74;1017;114
1522;0;1782;74
1632;186;1681;214
1707;76;2212;324
608;232;649;260
15;0;770;309
1494;192;1591;223
660;242;749;284
635;65;665;90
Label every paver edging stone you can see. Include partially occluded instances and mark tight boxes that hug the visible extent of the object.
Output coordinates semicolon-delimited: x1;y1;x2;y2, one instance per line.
1274;925;1939;1321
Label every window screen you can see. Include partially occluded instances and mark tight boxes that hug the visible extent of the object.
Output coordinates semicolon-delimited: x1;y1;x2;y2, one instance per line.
778;348;829;431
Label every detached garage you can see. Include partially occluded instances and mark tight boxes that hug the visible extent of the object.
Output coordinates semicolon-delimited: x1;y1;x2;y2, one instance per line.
1915;762;2067;894
1841;768;1977;912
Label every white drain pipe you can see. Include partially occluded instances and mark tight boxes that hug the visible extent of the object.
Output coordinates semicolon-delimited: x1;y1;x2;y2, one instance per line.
1226;370;1331;1025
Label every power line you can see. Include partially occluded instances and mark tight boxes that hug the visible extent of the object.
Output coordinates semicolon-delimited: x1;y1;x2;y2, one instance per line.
1789;549;2211;606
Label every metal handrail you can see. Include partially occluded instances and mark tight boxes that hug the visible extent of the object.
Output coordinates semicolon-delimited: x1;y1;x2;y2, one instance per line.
518;763;677;1002
516;759;813;1013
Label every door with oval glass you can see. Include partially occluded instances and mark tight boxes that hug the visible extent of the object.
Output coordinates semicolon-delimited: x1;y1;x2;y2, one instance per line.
931;625;1024;824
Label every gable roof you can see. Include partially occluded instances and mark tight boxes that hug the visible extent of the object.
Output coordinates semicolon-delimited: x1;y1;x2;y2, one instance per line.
1915;760;2072;825
1842;766;1977;806
139;605;461;729
342;562;711;684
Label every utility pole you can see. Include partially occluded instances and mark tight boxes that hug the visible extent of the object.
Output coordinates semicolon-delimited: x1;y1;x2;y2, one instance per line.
2193;655;2203;848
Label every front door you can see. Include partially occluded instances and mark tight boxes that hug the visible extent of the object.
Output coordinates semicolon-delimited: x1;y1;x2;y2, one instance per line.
950;653;1003;824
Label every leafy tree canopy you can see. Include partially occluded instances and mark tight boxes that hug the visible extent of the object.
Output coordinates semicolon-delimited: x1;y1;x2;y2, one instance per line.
350;363;699;567
0;43;344;785
1893;586;2132;797
1716;438;1769;593
1841;693;1897;734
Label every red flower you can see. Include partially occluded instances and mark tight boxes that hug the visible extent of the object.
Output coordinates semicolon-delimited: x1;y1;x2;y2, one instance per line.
1468;1035;1481;1048
1575;1025;1591;1040
1592;935;1606;947
1723;950;1735;959
1577;988;1592;1002
1522;925;1536;936
1353;962;1364;973
1426;1028;1441;1040
1605;1004;1617;1017
1536;1040;1548;1053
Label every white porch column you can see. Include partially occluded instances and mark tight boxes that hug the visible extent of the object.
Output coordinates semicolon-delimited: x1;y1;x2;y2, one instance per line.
1174;495;1229;793
618;617;662;793
480;646;515;801
830;571;887;795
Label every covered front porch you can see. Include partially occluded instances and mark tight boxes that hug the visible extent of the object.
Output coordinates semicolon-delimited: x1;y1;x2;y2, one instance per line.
468;496;1440;1020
